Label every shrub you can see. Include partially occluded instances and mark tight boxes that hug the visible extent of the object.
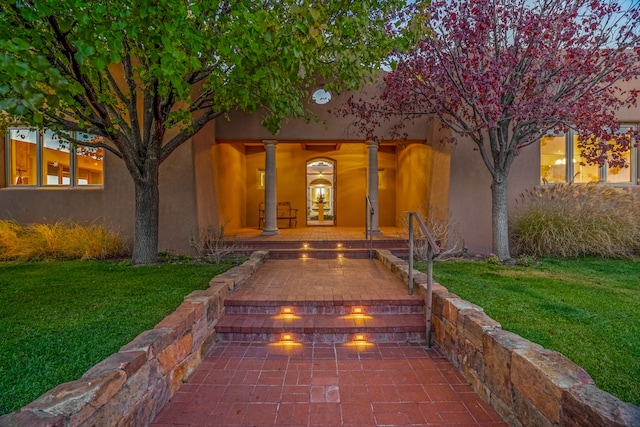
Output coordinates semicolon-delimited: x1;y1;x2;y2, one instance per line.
189;221;237;264
510;183;640;258
397;207;463;261
0;220;126;261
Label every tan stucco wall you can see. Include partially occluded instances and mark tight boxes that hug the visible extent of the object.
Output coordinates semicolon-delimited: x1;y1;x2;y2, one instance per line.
192;121;219;228
396;141;451;227
0;187;104;225
216;83;429;143
99;141;200;254
446;136;542;255
211;142;246;229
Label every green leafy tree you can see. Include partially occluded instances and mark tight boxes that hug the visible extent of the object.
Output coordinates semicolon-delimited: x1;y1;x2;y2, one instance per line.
0;0;424;264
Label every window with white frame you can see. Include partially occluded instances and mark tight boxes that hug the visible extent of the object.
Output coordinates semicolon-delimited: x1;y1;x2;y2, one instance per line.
540;125;637;185
6;128;104;187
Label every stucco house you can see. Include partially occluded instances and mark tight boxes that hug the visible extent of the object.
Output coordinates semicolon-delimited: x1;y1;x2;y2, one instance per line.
1;79;639;256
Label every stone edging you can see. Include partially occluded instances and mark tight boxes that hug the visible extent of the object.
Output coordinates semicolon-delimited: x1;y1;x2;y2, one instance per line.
0;251;268;427
376;249;640;427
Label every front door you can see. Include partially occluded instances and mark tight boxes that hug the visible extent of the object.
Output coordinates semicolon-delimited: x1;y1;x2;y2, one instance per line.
306;158;336;226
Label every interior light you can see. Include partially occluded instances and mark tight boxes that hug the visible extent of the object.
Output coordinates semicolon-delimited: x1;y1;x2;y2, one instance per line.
282;333;293;341
282;307;292;314
352;307;363;314
354;334;365;341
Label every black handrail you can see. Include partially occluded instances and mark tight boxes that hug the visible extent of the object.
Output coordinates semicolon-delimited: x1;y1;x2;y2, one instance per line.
407;211;440;348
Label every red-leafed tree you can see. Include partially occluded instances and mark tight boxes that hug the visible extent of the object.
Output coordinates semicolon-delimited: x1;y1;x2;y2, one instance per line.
347;0;640;260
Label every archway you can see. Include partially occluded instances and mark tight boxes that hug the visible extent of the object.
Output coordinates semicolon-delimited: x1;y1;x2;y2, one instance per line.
306;158;336;226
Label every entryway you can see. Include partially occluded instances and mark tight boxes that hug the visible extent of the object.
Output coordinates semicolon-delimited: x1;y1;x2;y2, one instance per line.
306;158;336;226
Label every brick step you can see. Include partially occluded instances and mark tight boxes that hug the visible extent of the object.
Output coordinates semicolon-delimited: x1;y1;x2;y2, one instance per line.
229;238;416;259
224;300;423;315
255;248;373;259
218;330;426;344
231;248;411;259
216;313;426;344
232;239;414;250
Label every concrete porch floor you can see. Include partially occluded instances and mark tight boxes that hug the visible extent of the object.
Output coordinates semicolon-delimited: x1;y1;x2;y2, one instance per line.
150;259;507;427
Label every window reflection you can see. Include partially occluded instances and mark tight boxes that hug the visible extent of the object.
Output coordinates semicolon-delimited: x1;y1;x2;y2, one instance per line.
540;135;566;183
43;130;71;185
9;129;37;186
76;133;104;185
572;135;601;183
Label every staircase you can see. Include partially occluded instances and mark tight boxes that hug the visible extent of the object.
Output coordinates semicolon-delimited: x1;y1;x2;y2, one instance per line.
217;299;426;344
216;257;427;345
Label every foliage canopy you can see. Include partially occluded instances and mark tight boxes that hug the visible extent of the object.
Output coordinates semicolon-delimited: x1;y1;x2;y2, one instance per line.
347;0;640;260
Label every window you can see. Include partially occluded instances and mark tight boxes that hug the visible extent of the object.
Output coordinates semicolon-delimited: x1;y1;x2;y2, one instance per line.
257;169;265;189
7;128;104;187
540;125;636;185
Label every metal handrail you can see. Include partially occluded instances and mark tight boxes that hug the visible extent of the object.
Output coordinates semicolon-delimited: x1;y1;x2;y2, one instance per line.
407;211;440;348
365;196;374;258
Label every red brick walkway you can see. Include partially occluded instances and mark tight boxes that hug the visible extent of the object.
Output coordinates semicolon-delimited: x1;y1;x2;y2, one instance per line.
151;342;507;426
150;258;507;426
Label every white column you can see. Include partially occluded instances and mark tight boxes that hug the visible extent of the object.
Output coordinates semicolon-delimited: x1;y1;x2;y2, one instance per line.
262;140;279;235
367;140;381;235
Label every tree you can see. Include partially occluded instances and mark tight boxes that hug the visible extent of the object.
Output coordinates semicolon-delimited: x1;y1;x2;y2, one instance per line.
346;0;640;260
0;0;425;264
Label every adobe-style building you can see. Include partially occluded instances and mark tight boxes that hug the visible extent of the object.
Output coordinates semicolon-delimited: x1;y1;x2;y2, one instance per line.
1;80;638;255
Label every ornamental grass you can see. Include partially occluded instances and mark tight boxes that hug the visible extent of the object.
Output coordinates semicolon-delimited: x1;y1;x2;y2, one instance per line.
0;220;126;261
510;183;640;258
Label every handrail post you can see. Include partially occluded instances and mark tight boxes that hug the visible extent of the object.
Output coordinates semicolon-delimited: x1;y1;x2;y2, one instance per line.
365;197;369;240
408;212;414;296
406;211;439;348
365;196;374;259
426;245;433;348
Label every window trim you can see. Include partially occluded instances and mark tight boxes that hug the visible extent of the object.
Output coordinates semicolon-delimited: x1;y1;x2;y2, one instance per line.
5;127;104;188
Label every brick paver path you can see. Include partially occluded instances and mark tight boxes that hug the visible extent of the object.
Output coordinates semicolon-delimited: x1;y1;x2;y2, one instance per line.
150;259;508;427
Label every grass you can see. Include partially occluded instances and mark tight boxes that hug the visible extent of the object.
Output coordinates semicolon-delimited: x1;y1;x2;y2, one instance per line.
418;258;640;406
0;259;236;416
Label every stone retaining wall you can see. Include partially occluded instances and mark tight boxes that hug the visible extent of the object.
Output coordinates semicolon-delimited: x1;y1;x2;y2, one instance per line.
0;251;268;427
376;250;640;427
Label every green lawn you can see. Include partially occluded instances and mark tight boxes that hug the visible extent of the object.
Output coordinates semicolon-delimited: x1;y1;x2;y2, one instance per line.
419;258;640;406
0;260;234;415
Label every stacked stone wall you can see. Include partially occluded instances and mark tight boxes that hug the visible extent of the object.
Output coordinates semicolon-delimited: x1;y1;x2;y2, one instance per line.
376;250;640;427
0;251;268;427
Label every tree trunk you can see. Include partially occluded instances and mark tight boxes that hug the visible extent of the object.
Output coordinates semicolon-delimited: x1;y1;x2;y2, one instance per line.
491;173;511;261
132;171;160;265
